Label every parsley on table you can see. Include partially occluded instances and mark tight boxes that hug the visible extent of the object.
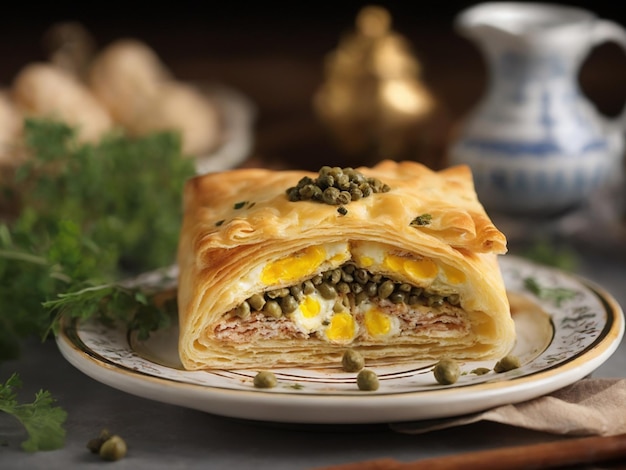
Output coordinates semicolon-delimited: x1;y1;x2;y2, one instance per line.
0;373;67;452
1;118;196;452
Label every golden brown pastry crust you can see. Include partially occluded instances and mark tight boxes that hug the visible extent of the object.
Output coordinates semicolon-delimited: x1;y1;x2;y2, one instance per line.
177;160;514;370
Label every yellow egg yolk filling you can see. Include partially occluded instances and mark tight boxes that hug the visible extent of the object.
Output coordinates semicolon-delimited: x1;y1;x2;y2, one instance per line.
300;295;321;318
325;312;356;343
261;245;327;285
364;308;392;337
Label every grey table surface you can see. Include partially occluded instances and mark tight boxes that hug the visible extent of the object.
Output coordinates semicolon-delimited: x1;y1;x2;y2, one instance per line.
2;246;625;470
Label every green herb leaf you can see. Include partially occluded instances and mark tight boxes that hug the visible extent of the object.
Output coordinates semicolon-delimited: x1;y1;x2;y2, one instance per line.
0;373;67;452
0;118;195;361
410;214;432;226
524;277;577;307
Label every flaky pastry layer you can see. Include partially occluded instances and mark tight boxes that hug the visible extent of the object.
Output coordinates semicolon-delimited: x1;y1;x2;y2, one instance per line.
177;160;514;370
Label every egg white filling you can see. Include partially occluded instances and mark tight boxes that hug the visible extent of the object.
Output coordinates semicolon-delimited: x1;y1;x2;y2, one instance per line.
213;242;469;345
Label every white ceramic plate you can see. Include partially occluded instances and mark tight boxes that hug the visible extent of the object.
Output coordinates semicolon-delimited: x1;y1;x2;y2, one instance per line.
56;255;624;424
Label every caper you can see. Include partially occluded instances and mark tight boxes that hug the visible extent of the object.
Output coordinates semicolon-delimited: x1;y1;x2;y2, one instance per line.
333;301;345;313
399;283;412;292
323;187;341;205
336;191;352;205
433;358;461;385
471;367;491;375
312;274;323;285
345;168;359;180
381;183;391;193
87;428;111;453
318;174;335;189
411;287;423;297
248;293;266;311
302;280;316;294
350;282;363;294
253;371;278;388
494;354;521;373
298;184;317;199
290;285;304;301
356;369;379;391
87;438;103;454
355;291;368;305
343;263;356;274
408;295;420;305
263;300;282;318
448;294;461;306
336;282;351;294
317;282;337;299
336;174;350;189
360;184;373;197
389;291;406;304
287;187;300;201
365;282;378;297
312;186;324;200
342;349;365;372
99;435;127;461
235;301;251;319
341;270;354;283
371;274;382;283
319;165;332;176
328;166;343;179
355;269;369;284
377;280;395;299
427;295;444;307
325;269;342;284
350;188;363;201
368;177;381;191
280;295;299;314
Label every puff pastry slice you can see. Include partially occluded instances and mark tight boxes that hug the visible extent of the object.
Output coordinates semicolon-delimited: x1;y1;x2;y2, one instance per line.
177;160;515;370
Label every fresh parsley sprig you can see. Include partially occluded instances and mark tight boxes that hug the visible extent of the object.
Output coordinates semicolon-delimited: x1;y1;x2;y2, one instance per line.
0;373;67;452
0;117;195;453
0;118;195;361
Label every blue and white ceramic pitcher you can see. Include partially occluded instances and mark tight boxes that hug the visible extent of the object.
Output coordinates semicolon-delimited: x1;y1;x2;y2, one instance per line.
449;2;626;215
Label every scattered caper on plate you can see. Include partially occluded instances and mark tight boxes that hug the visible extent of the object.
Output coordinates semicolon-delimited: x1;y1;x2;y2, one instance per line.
471;367;491;376
253;371;278;388
433;358;461;385
494;354;521;373
356;369;379;391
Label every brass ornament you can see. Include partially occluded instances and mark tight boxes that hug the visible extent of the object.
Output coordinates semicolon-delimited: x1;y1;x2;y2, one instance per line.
314;5;443;168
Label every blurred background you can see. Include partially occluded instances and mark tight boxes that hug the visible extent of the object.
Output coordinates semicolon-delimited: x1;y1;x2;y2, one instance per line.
1;0;624;171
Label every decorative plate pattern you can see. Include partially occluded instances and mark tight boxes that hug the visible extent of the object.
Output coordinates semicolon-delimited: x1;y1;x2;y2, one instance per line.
56;255;624;424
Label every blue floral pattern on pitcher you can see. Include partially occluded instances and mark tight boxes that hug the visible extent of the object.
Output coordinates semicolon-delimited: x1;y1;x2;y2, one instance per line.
449;3;626;214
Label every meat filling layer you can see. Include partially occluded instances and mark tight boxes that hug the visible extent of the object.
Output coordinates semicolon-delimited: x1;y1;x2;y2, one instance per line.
213;263;468;345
